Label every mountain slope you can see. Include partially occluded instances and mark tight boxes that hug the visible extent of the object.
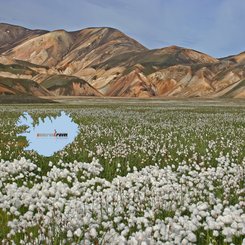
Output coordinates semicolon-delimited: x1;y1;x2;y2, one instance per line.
0;23;48;54
41;74;102;96
58;27;147;72
0;23;244;98
0;76;50;96
1;30;74;67
1;26;146;68
93;46;220;96
221;51;245;64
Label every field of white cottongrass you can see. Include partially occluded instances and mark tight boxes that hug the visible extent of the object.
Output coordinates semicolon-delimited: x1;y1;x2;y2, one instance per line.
0;100;244;244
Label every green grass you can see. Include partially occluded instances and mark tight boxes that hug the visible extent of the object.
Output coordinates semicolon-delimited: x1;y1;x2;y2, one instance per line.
0;100;244;244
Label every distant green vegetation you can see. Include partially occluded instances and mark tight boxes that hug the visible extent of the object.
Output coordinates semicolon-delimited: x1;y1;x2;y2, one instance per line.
0;63;37;76
42;75;86;89
0;77;39;93
15;59;49;69
0;95;55;104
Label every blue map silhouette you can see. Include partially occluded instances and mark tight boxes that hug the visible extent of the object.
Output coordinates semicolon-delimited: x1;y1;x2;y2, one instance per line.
16;111;79;157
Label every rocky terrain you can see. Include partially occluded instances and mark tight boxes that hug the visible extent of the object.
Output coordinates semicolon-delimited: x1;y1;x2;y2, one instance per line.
0;23;244;98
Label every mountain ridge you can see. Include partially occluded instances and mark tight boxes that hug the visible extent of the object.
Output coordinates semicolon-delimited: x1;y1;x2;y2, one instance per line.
0;23;244;99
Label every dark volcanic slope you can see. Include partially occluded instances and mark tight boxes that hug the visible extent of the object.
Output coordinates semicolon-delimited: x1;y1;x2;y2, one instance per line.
41;75;102;96
0;23;48;54
0;76;51;96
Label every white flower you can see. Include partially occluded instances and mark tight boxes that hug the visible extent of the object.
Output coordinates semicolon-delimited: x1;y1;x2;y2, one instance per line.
222;215;233;225
90;228;97;238
187;232;197;243
74;228;82;237
197;203;208;211
67;230;73;238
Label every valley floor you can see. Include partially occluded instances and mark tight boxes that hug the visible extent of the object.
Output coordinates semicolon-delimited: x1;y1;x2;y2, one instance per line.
0;100;244;244
39;95;245;106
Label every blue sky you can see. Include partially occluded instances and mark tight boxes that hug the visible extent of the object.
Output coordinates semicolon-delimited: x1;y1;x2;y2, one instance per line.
0;0;244;57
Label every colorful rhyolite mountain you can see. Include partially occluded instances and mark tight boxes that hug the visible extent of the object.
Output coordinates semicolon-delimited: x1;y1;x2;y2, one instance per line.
0;23;244;98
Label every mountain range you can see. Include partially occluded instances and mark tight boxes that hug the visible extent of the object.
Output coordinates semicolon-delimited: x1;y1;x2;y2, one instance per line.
0;23;244;99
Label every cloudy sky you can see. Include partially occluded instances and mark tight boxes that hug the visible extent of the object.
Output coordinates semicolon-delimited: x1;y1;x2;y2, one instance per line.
0;0;244;57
